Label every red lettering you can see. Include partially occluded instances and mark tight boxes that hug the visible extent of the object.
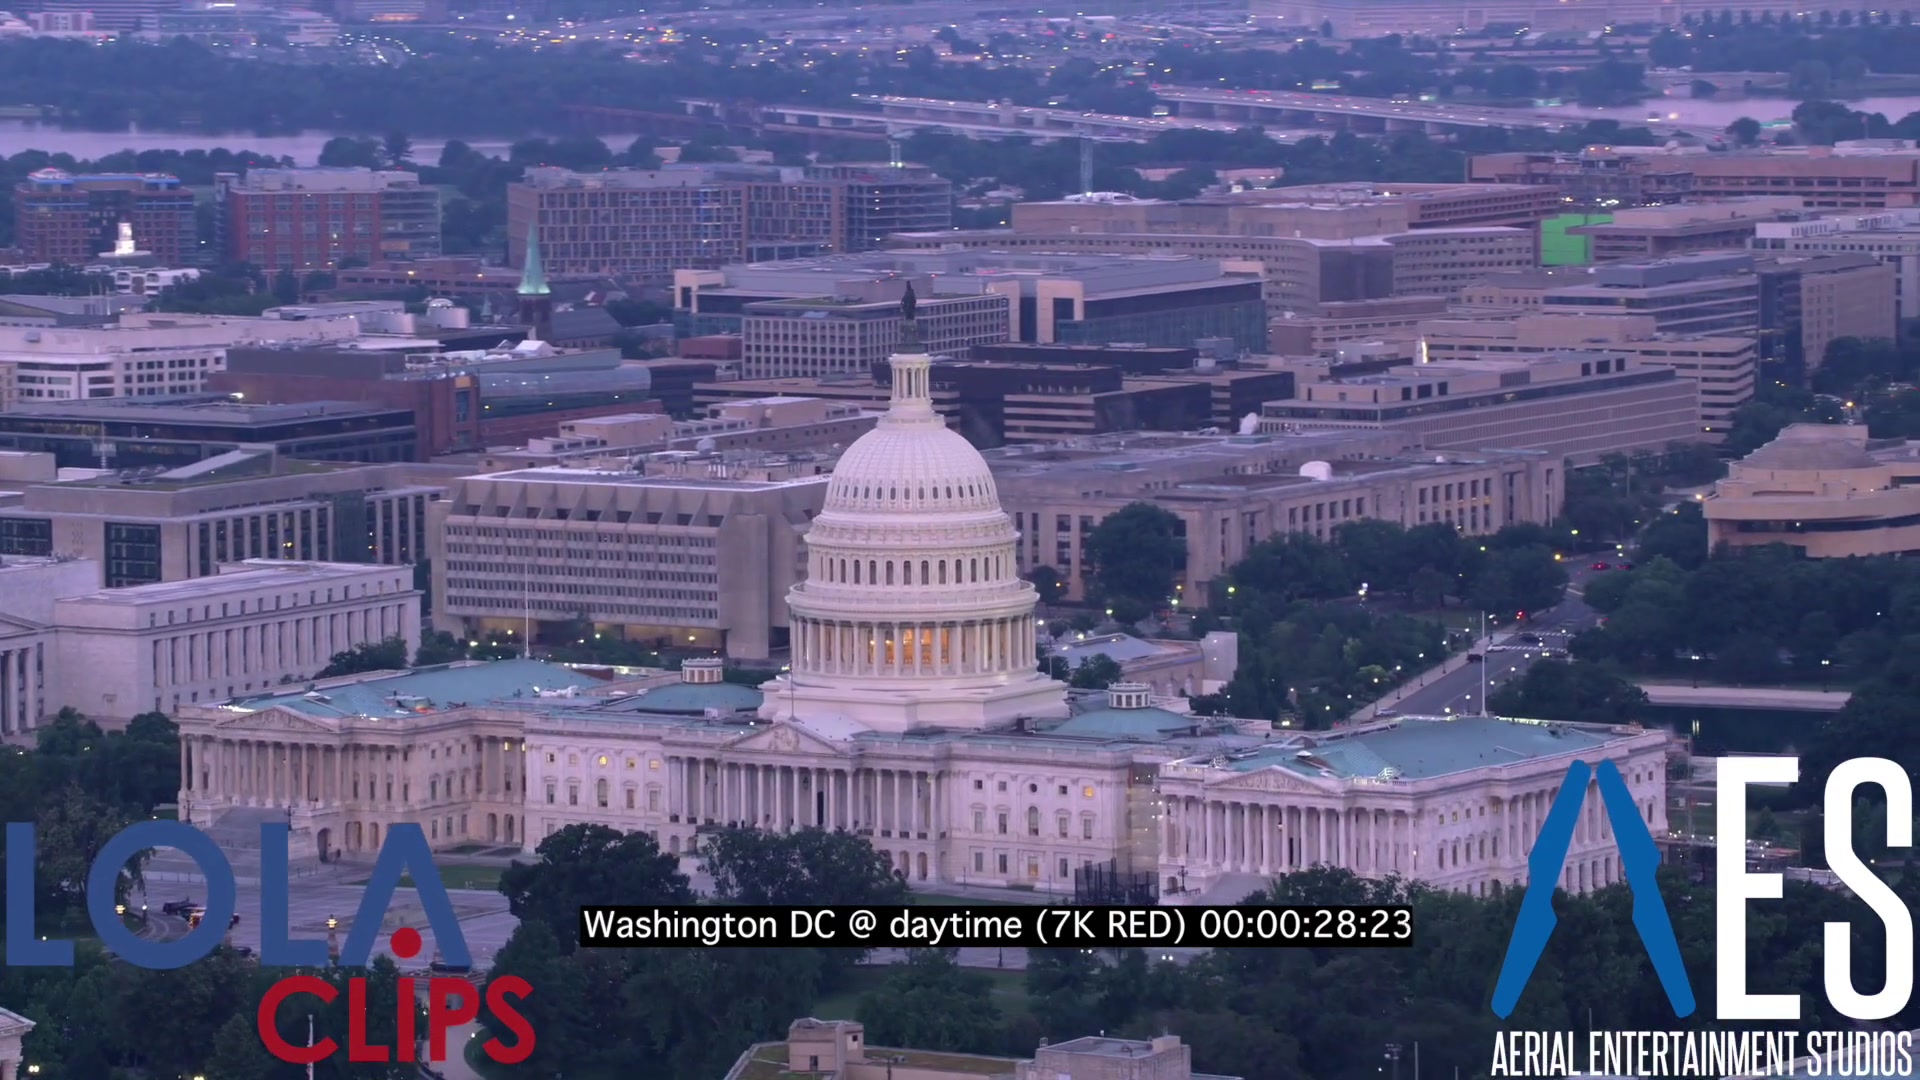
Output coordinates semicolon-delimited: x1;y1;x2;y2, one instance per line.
346;978;388;1063
258;976;337;1064
397;977;416;1063
427;978;481;1062
482;976;536;1065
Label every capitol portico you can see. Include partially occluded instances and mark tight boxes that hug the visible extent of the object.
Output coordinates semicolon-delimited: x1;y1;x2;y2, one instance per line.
172;292;1675;900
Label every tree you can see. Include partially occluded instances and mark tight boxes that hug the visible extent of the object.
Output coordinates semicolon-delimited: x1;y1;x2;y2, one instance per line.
201;1014;280;1080
1465;545;1568;618
1082;503;1187;610
1068;652;1124;690
1487;658;1649;724
317;135;380;168
413;629;468;667
316;635;410;678
857;949;1005;1053
1025;564;1067;604
703;827;908;907
381;130;414;168
499;823;692;951
271;269;299;305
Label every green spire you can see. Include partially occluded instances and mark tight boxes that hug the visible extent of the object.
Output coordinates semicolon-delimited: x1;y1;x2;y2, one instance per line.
518;222;549;297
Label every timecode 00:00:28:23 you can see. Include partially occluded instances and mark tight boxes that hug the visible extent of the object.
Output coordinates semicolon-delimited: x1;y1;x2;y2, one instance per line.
1196;905;1415;946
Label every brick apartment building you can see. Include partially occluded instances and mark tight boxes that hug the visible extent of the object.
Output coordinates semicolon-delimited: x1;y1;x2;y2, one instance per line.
506;162;951;279
214;168;442;271
12;170;196;266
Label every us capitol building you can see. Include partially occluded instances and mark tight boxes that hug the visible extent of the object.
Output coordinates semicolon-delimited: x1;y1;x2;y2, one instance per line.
173;291;1672;901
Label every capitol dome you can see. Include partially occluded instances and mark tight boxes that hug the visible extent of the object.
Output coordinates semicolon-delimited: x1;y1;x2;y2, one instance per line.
762;293;1069;733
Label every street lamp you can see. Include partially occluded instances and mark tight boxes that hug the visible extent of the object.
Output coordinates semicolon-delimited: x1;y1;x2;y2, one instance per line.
1384;1043;1403;1080
326;915;340;961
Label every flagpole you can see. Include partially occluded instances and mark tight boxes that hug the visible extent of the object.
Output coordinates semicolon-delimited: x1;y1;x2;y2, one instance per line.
307;1014;315;1080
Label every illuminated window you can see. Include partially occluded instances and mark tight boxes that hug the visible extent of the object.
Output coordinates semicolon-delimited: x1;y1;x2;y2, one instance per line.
1082;786;1095;798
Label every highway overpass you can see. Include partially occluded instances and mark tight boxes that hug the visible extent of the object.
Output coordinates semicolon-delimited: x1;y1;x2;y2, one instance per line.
1153;85;1728;141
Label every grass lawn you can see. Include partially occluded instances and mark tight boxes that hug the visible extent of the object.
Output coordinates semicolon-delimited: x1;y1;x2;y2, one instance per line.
353;862;505;891
913;892;1029;906
812;966;1029;1024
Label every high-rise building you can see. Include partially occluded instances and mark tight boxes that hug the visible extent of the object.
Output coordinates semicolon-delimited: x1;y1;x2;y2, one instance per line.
214;168;442;271
507;163;953;279
12;170;195;266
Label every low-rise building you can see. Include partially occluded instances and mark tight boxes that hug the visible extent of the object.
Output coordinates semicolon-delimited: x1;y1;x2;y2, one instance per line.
0;397;420;469
452;399;881;471
1472;143;1920;211
1568;199;1805;263
1705;424;1920;558
1416;313;1757;433
431;453;833;659
753;1020;1241;1080
0;312;361;405
1753;209;1920;324
991;430;1559;603
215;168;442;270
52;560;419;720
0;449;457;587
1259;354;1703;465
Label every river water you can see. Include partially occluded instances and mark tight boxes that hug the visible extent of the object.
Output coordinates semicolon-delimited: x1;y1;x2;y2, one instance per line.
1560;94;1920;128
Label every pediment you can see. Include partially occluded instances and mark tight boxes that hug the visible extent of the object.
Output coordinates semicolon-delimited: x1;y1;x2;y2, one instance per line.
725;721;844;757
1214;767;1326;795
212;707;340;735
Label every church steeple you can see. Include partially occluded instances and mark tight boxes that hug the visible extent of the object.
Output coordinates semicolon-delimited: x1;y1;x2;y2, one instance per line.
517;222;554;342
518;222;550;298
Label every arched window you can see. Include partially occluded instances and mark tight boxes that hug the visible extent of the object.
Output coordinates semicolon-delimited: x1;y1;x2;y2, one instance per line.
429;778;438;800
1027;806;1040;836
868;560;877;584
920;560;929;584
854;561;862;584
596;778;609;808
886;562;895;585
938;561;947;584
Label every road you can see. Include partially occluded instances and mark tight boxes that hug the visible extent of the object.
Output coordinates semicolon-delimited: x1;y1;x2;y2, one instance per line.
1385;565;1609;718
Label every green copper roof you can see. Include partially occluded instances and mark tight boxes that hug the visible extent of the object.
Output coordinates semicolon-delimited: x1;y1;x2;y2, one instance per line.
1050;706;1193;740
628;680;764;715
518;223;550;297
231;659;599;719
1270;716;1613;781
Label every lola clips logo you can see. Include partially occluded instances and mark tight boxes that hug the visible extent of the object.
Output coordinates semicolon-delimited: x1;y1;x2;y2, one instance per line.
1491;756;1915;1022
4;820;535;1066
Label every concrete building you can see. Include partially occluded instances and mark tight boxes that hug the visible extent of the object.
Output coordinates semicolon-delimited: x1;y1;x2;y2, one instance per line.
892;187;1542;316
1705;424;1920;558
675;249;1270;374
1532;253;1762;337
1260;353;1703;464
454;399;881;471
215;168;442;270
1753;209;1920;323
1268;295;1452;355
0;450;456;587
51;560;419;721
170;303;1674;897
209;341;660;458
754;1020;1242;1080
989;430;1560;604
0;312;360;406
1416;314;1758;433
1567;199;1805;263
506;162;952;278
0;1006;31;1080
11;169;195;265
1473;144;1920;212
431;453;832;659
0;397;420;469
0;555;97;736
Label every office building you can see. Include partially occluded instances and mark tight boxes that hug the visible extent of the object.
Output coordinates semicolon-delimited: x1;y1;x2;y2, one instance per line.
1565;199;1805;263
0;311;364;407
0;555;97;736
1705;424;1920;558
210;342;660;457
1416;314;1759;432
1473;144;1920;211
0;397;418;469
170;343;1670;899
12;169;195;266
215;168;442;271
990;430;1559;604
1260;353;1703;464
675;249;1269;374
752;1021;1243;1080
1753;209;1920;323
50;560;419;722
455;399;880;471
506;163;952;279
431;452;832;659
0;449;455;586
1267;296;1452;356
1531;253;1762;337
891;187;1541;316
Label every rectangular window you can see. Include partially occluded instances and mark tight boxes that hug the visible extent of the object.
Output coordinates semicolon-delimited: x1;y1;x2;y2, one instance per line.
997;813;1008;835
1083;818;1094;840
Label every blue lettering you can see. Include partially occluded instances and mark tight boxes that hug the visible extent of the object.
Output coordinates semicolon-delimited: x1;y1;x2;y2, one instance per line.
4;821;469;970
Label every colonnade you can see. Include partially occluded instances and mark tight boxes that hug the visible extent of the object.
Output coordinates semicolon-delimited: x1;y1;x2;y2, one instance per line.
790;616;1036;679
666;756;942;837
